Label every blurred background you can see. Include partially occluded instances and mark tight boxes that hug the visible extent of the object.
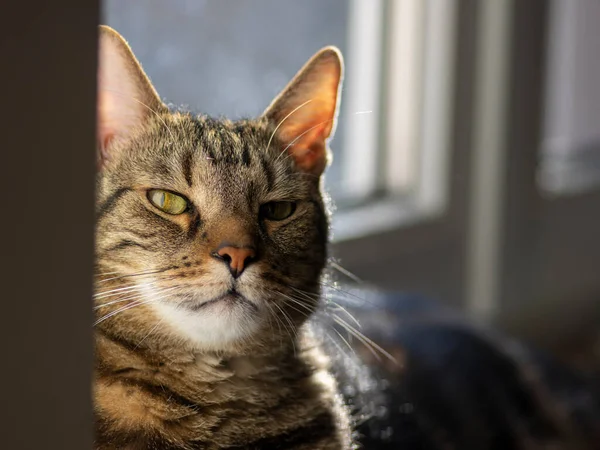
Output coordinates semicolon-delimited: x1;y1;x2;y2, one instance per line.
104;0;600;369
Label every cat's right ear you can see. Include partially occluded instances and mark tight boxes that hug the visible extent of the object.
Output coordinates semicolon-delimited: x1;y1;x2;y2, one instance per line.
262;47;343;176
97;25;166;165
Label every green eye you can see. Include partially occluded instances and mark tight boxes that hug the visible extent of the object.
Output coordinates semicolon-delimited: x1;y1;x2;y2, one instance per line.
260;201;296;221
147;189;188;215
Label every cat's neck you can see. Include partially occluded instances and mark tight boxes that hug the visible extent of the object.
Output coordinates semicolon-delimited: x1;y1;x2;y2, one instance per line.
95;323;318;387
93;323;346;449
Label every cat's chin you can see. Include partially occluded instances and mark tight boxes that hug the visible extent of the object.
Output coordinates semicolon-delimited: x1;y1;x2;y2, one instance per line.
186;290;257;312
151;293;264;351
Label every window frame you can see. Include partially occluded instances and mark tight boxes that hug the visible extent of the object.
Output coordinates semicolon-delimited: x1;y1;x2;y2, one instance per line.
334;0;600;351
331;0;478;308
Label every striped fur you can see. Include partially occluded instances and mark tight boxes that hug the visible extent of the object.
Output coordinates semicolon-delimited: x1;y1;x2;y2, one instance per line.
94;26;350;449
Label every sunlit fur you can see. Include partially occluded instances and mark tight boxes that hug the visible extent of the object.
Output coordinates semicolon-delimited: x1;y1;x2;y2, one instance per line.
95;113;330;350
94;26;351;449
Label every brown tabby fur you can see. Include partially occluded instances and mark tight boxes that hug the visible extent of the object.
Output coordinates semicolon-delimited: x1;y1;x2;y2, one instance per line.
94;26;351;449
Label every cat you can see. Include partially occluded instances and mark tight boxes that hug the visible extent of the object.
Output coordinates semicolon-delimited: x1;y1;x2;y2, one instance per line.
94;25;352;449
94;25;600;450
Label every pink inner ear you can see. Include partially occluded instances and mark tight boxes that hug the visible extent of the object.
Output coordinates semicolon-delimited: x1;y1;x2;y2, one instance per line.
98;128;114;161
96;85;147;163
97;30;164;164
97;91;117;160
295;142;326;173
279;125;328;173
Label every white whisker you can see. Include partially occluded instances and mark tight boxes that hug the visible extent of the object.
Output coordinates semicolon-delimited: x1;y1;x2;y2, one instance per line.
96;267;172;283
271;301;298;356
325;301;362;329
94;298;155;326
329;261;363;283
93;282;155;300
333;315;397;364
94;286;178;310
135;318;165;349
280;118;335;155
332;327;355;356
266;99;314;155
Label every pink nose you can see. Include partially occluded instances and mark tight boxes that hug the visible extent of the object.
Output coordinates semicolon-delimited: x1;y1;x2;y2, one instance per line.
214;245;256;278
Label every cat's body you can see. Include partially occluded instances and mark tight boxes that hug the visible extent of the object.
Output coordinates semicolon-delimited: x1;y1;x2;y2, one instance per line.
95;323;348;449
94;26;351;449
329;291;600;449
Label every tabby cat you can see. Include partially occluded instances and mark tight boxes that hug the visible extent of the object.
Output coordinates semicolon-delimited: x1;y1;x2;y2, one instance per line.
94;25;352;449
94;25;600;450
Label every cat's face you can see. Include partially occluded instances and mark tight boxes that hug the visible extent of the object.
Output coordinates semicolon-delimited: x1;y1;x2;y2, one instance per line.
94;26;343;353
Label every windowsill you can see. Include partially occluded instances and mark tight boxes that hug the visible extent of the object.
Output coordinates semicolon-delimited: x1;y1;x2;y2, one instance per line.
330;196;441;243
538;144;600;197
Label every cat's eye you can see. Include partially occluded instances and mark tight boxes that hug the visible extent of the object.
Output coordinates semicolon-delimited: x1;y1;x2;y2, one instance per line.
147;189;189;215
260;201;297;221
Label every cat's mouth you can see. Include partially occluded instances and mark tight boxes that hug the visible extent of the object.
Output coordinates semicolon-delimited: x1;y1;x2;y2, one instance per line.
186;289;255;312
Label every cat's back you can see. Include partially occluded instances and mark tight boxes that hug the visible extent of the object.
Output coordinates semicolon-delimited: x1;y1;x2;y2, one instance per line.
325;290;600;450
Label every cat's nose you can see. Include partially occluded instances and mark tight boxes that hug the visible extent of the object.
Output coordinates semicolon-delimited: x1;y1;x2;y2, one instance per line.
212;244;256;279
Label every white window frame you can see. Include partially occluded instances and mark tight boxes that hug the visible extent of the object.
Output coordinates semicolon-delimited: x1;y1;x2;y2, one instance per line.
333;0;600;348
332;0;473;308
333;0;458;241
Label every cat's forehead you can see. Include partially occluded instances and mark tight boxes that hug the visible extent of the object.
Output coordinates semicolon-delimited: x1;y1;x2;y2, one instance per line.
113;112;309;205
185;114;270;161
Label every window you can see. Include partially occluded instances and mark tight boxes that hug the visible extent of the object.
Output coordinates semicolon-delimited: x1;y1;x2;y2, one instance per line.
333;0;457;240
539;0;600;196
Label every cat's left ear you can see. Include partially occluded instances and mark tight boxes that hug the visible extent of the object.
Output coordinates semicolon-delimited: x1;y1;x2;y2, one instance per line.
263;47;343;176
97;25;167;164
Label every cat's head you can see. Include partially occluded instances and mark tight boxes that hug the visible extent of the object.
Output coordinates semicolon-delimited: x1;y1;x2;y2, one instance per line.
94;26;343;354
